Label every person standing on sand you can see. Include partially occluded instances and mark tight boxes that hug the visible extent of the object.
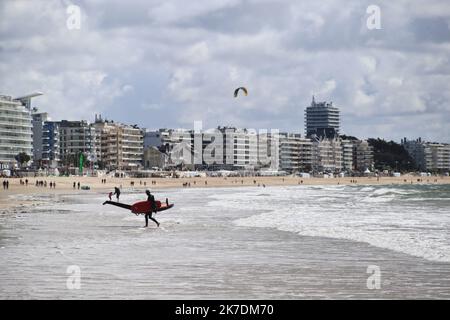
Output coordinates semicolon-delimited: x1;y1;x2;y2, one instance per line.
144;190;159;228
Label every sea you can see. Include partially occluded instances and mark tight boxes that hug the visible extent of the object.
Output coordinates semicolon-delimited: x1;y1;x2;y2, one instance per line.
1;184;449;299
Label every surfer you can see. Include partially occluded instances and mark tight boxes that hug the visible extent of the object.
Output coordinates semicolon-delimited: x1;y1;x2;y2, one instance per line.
144;190;159;228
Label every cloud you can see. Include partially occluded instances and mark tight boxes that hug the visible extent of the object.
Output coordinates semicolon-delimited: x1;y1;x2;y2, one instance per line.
0;0;449;142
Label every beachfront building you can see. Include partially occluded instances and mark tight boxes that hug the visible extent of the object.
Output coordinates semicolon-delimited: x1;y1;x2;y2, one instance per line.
145;128;203;169
311;137;343;173
341;140;354;172
353;140;374;172
167;129;195;169
198;129;225;170
278;133;313;173
143;146;168;169
221;127;258;170
402;138;450;172
402;138;426;170
256;131;278;170
144;130;163;149
423;143;450;172
305;96;340;138
0;93;40;169
32;112;60;169
58;120;96;168
93;119;144;171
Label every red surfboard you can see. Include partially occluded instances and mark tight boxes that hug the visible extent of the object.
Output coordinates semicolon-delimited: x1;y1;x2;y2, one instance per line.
103;200;174;214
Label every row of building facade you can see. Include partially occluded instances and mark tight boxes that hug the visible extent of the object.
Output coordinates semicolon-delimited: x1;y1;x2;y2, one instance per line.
31;113;143;172
142;128;374;173
4;92;447;174
1;93;374;174
402;138;450;172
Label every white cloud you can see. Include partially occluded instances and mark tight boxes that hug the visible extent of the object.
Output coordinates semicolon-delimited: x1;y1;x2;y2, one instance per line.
388;77;403;87
1;0;449;142
183;41;210;64
317;80;337;96
359;56;377;74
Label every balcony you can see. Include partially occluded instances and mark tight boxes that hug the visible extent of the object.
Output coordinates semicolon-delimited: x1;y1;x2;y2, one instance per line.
0;120;32;128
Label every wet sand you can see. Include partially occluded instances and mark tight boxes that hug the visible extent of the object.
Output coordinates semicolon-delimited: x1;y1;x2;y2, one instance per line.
1;187;450;299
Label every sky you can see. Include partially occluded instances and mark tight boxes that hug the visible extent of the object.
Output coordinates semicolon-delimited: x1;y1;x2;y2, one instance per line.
1;0;449;142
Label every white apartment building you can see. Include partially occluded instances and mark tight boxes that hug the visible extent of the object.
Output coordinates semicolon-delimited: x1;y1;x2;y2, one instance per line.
222;127;258;170
402;138;450;172
167;129;195;167
424;143;450;171
0;94;38;168
341;140;354;172
278;133;312;173
353;140;374;172
93;120;143;171
311;137;343;173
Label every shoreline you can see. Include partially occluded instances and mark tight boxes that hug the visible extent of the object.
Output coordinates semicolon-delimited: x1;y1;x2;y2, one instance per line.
1;175;450;210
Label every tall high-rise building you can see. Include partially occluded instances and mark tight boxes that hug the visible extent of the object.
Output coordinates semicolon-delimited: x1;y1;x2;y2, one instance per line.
0;93;41;169
305;96;340;138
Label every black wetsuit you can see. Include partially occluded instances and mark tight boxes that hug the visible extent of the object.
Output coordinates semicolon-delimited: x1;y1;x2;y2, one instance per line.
145;193;159;227
113;187;121;201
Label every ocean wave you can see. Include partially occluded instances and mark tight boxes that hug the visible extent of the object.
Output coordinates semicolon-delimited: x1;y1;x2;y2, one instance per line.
234;209;450;263
212;184;450;263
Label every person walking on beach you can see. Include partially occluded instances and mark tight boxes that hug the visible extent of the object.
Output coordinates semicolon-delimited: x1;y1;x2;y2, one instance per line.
113;187;121;202
77;182;80;190
144;190;159;228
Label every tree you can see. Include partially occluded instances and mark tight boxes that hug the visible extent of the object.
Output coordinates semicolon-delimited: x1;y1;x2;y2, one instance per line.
61;154;78;167
15;152;31;167
340;134;359;141
95;160;106;170
367;138;417;172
